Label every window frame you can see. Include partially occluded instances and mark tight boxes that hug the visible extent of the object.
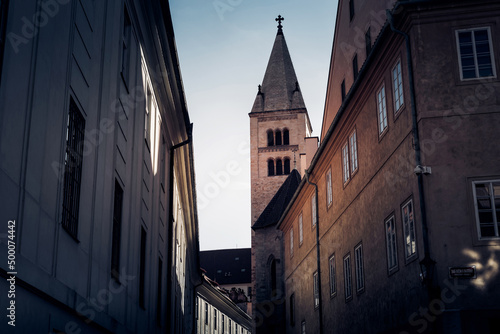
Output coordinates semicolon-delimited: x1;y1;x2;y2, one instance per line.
313;271;319;309
290;228;294;258
298;212;304;246
455;27;496;81
289;293;295;326
354;243;365;294
392;59;405;114
343;253;352;301
121;6;132;89
341;79;346;102
385;214;399;274
326;168;333;208
349;129;358;175
342;142;350;185
349;0;355;21
472;180;500;240
311;192;317;228
376;84;388;136
111;180;124;281
352;53;359;80
329;254;337;297
401;198;417;262
301;320;306;334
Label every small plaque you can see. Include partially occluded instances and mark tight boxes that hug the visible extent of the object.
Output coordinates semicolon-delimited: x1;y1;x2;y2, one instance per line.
449;266;476;279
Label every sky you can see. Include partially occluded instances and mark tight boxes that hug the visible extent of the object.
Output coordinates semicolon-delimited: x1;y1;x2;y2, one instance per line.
169;0;339;251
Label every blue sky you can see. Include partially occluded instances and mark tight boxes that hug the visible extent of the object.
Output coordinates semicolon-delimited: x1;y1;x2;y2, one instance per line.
170;0;338;250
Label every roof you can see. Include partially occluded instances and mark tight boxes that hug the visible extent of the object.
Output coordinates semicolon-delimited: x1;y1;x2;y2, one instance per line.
199;248;251;285
252;169;302;230
250;26;306;113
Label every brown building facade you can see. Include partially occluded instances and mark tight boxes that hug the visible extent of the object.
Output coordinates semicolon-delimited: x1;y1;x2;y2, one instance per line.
278;0;500;333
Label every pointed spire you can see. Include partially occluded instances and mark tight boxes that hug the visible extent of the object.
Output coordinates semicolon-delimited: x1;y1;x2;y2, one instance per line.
250;16;307;114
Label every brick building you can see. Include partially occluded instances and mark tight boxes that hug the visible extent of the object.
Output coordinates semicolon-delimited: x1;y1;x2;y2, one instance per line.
277;0;500;333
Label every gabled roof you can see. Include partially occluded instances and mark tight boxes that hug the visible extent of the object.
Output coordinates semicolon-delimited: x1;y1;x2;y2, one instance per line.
252;169;302;230
200;248;251;285
250;26;306;113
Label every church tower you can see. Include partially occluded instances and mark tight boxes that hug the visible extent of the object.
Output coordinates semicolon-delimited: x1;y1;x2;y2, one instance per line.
250;16;313;333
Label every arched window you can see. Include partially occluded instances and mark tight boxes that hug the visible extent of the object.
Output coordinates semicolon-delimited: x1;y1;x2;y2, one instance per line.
275;129;282;146
283;129;290;145
284;158;291;175
268;159;275;176
270;259;277;296
276;159;283;175
267;130;274;146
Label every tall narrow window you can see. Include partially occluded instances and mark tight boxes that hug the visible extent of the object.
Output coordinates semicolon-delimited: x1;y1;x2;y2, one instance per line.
205;302;208;325
349;130;358;173
267;129;274;146
326;169;333;206
195;297;199;320
377;85;388;135
229;319;232;334
402;199;417;259
275;129;282;146
456;28;495;80
352;54;359;80
301;320;306;334
290;228;294;258
276;158;283;175
139;227;147;308
157;257;163;325
61;98;86;239
341;79;346;102
355;243;364;293
344;254;352;301
145;87;152;147
111;180;124;280
313;271;319;309
0;0;9;82
472;180;500;239
365;27;372;56
214;309;217;330
121;7;131;86
289;293;295;326
268;159;275;176
392;60;404;113
160;136;166;191
311;193;317;227
270;258;277;296
385;215;398;271
222;315;225;334
349;0;355;21
329;254;336;296
283;129;290;145
342;143;350;184
284;158;291;175
299;213;304;245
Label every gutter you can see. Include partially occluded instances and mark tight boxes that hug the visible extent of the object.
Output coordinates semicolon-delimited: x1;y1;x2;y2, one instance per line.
306;171;323;334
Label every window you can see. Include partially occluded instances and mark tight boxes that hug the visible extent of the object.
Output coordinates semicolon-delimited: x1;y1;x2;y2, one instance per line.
145;87;152;146
214;309;217;330
355;243;364;293
268;159;275;176
290;228;294;258
195;297;199;320
283;129;290;145
349;130;358;173
341;79;346;102
284;158;291;175
61;98;86;239
222;315;225;334
365;27;372;56
205;302;208;325
385;215;398;271
157;257;163;325
139;227;147;308
270;258;277;296
456;27;495;80
344;254;352;300
267;129;274;146
229;319;232;334
352;54;358;80
377;85;388;135
402;199;417;259
349;0;354;21
311;193;317;227
275;129;282;146
160;137;166;191
392;60;404;113
290;293;295;326
301;320;306;334
313;271;319;309
329;254;336;296
326;169;333;207
298;213;304;245
472;180;500;238
121;7;131;86
276;158;283;175
0;0;9;81
111;180;124;279
342;143;350;184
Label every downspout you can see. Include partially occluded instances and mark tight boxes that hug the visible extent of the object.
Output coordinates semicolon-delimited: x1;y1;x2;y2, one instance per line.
387;9;435;286
167;124;193;333
306;170;323;334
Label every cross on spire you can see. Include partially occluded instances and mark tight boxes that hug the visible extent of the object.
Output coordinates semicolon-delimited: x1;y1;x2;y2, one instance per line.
276;15;284;29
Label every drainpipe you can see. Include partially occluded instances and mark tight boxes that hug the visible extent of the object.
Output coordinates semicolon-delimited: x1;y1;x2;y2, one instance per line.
386;9;435;287
306;170;323;334
167;124;193;333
